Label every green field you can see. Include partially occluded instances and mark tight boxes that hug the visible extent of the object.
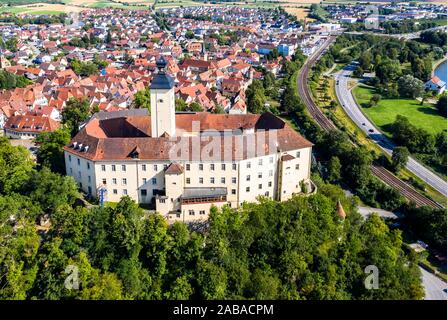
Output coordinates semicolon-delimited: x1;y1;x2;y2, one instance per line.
353;85;447;136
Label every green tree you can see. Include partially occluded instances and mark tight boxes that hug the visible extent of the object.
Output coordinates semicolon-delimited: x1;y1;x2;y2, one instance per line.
35;129;71;174
133;88;151;111
196;259;227;299
246;80;267;114
0;137;34;195
61;98;90;137
327;156;342;183
26;167;79;215
436;94;447;117
397;75;425;99
392;146;410;172
375;59;401;84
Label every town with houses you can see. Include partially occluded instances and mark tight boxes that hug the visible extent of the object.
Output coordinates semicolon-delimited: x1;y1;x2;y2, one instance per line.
0;6;326;136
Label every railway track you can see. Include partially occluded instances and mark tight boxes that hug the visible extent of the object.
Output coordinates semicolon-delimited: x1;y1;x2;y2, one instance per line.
297;36;444;209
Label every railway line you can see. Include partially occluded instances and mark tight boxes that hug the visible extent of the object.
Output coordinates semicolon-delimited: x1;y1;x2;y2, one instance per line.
297;36;444;209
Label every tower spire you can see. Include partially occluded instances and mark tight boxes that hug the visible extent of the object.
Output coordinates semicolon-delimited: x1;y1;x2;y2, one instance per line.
150;56;176;138
337;200;346;220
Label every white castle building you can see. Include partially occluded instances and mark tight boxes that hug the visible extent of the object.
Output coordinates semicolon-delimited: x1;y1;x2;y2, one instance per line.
64;58;315;222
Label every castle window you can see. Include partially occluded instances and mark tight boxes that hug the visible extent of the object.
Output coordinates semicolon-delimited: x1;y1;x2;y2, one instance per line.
77;158;80;166
232;177;236;184
258;184;262;189
186;164;190;171
68;155;71;162
122;165;126;171
123;189;128;195
268;181;272;187
189;210;195;216
142;164;146;171
199;210;205;215
186;178;191;184
258;159;263;165
154;165;158;171
158;99;164;103
210;164;215;171
113;189;117;194
199;177;203;184
210;177;215;184
296;164;300;170
221;164;226;170
246;175;250;181
258;172;262;179
122;178;127;185
143;178;147;184
152;178;157;185
232;163;237;170
102;179;107;185
221;177;225;184
87;162;90;170
112;165;116;172
113;178;117;185
101;165;106;172
141;189;147;196
246;162;251;169
231;189;236;195
246;187;250;192
199;164;203;171
296;151;301;158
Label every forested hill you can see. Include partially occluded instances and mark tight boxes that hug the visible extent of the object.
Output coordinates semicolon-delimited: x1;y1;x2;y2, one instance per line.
0;136;423;299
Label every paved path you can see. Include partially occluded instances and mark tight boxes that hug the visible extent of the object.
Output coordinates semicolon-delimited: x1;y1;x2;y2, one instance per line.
420;267;447;300
357;206;400;219
334;65;447;199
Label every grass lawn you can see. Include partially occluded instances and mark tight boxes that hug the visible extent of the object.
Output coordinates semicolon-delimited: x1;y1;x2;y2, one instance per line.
353;85;447;136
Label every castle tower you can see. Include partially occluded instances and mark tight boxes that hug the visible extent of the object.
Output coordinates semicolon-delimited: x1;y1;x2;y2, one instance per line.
150;57;176;137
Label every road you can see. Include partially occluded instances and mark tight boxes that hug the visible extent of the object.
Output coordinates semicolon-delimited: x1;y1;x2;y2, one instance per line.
420;267;447;300
335;65;447;199
357;206;400;219
345;25;447;41
297;37;442;208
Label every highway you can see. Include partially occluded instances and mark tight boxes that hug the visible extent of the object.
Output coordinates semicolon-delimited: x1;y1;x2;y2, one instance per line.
335;65;447;199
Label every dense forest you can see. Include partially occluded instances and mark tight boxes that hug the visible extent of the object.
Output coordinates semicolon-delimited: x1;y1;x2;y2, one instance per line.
0;136;424;299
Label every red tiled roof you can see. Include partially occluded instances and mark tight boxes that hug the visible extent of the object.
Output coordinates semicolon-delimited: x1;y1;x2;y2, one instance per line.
64;112;313;161
4;114;60;133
